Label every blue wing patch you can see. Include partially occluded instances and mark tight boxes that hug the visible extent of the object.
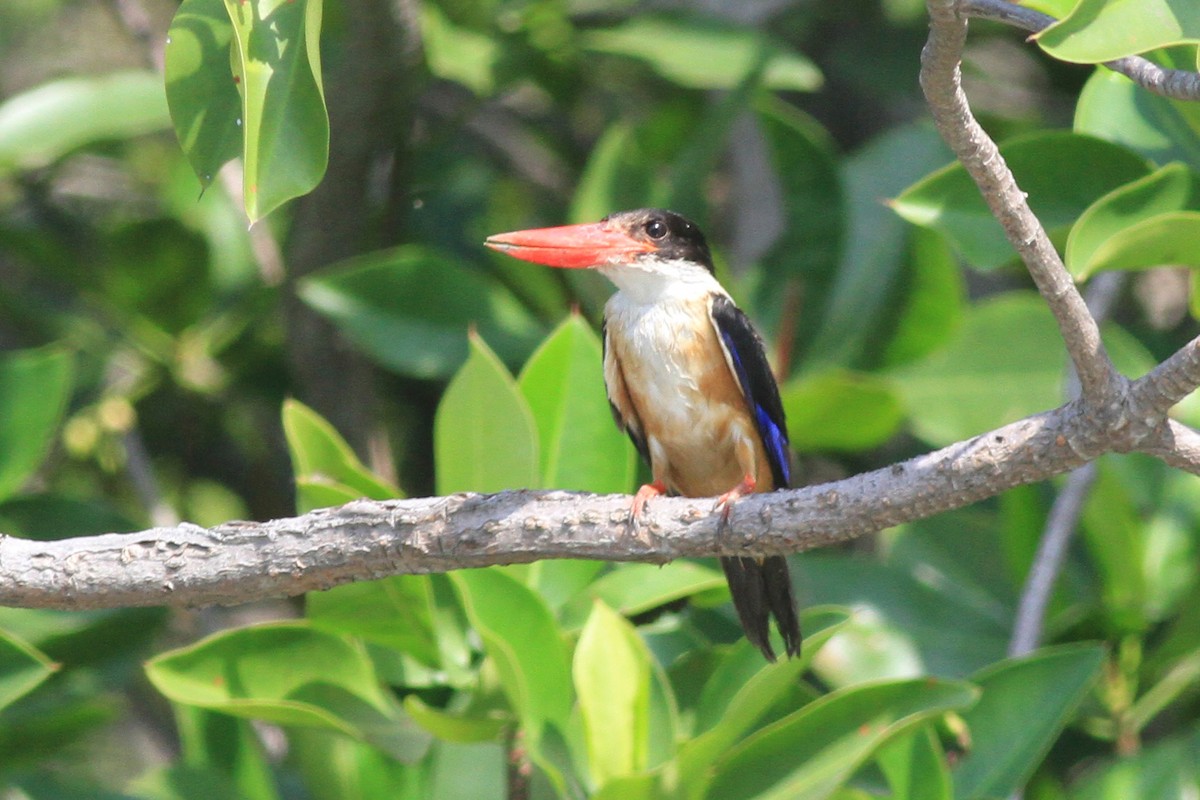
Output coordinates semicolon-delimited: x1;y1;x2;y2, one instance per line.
711;295;791;489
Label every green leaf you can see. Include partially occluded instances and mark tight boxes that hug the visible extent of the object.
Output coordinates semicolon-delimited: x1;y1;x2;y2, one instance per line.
420;4;498;96
1070;723;1200;800
952;643;1104;799
517;314;635;494
1075;62;1200;172
581;17;821;92
565;562;729;628
402;695;507;744
892;132;1150;270
173;707;280;800
282;399;399;512
686;608;847;747
889;293;1157;446
0;71;169;177
164;0;242;189
750;99;844;367
300;246;544;381
1067;163;1200;278
888;294;1064;445
427;741;507;800
0;628;56;712
290;727;418;800
145;621;430;761
780;369;904;452
880;227;965;367
1037;0;1200;62
574;600;652;786
1073;211;1200;278
449;569;572;736
1080;463;1153;634
703;678;977;800
435;334;539;494
876;726;951;800
306;576;439;666
805;124;953;367
223;0;328;221
0;347;73;504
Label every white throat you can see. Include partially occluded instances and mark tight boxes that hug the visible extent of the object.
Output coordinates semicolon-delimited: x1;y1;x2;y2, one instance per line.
597;258;723;306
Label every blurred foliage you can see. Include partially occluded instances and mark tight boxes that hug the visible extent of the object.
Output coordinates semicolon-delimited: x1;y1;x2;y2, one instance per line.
1;0;1200;797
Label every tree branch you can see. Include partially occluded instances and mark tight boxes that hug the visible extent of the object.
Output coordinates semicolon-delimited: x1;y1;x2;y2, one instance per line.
0;401;1106;611
963;0;1200;101
921;0;1122;407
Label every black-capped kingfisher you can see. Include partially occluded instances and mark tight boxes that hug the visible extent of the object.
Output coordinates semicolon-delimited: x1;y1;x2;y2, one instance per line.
485;208;801;661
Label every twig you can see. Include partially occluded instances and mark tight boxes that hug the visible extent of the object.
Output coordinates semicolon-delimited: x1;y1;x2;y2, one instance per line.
1008;463;1096;656
962;0;1200;101
921;0;1122;408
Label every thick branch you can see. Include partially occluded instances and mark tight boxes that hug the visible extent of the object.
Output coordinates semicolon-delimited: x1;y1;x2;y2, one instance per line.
0;405;1099;611
921;0;1121;406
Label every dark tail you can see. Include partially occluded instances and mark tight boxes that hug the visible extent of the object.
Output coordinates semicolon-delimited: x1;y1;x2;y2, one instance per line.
720;555;801;661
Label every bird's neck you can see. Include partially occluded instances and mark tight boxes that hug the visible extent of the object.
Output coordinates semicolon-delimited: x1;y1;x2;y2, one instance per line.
598;259;723;307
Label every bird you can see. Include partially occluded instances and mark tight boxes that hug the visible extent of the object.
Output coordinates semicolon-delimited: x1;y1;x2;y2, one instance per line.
485;208;801;661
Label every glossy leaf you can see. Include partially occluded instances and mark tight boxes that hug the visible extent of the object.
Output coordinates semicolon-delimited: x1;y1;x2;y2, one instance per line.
420;4;498;96
0;629;56;712
694;609;850;731
164;0;242;189
1037;0;1200;62
892;132;1150;270
434;334;539;495
290;727;416;800
581;17;821;92
780;369;904;452
145;621;430;761
0;347;73;504
223;0;328;221
751;98;844;365
679;608;850;793
888;294;1064;445
0;71;169;176
283;399;400;512
173;707;279;800
1067;163;1200;278
703;678;977;800
427;741;507;800
890;293;1156;446
952;644;1104;799
1070;724;1200;800
1073;211;1200;278
449;569;572;736
1075;65;1200;172
567;562;729;625
517;314;635;494
300;246;544;381
306;576;439;666
574;600;652;785
403;695;507;744
880;227;965;367
806;124;953;367
876;726;951;800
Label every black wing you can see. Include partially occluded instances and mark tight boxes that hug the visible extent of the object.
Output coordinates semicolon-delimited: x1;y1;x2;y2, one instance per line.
709;294;791;489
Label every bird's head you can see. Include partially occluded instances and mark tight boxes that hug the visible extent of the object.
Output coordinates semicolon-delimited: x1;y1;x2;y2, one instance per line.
485;209;714;289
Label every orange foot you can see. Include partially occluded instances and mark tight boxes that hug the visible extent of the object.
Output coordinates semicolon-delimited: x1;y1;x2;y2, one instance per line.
630;479;667;523
714;475;757;523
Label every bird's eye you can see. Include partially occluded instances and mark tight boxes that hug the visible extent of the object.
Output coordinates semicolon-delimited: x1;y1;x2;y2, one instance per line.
645;219;668;239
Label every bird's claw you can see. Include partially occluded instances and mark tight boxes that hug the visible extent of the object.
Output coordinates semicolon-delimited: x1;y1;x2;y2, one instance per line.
713;475;757;534
627;480;667;544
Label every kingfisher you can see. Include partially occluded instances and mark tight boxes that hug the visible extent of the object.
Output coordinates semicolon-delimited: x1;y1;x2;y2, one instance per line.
486;208;800;660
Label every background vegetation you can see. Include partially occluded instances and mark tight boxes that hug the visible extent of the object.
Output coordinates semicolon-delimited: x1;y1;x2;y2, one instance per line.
0;0;1198;796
